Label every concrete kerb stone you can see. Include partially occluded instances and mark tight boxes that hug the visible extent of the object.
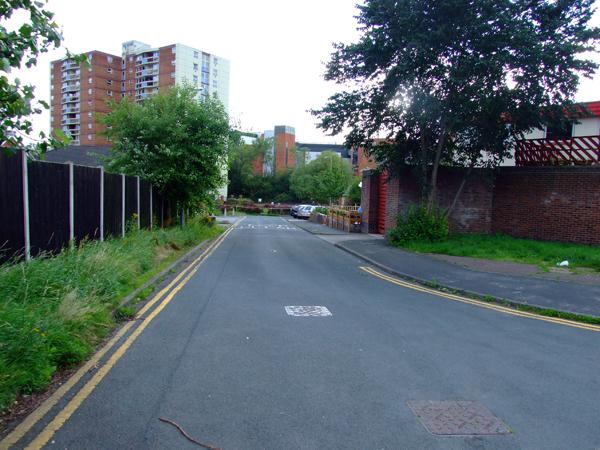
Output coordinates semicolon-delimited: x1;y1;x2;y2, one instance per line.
334;241;600;320
117;223;231;310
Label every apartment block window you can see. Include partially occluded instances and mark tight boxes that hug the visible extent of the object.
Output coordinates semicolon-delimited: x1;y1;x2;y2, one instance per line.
122;71;125;80
193;75;198;84
88;88;92;94
88;112;92;117
107;56;113;63
213;69;217;77
50;116;54;122
88;100;92;106
50;84;54;90
50;72;54;79
88;123;92;129
171;72;175;78
88;66;92;72
171;46;176;54
107;90;113;96
88;77;92;84
171;60;176;66
51;95;54;101
193;51;199;58
107;67;113;73
121;82;125;89
213;57;218;66
193;63;198;71
107;79;113;86
87;134;92;141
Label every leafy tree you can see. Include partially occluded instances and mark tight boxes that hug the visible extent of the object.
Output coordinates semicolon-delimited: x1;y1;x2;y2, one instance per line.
227;134;274;198
345;176;362;205
0;0;78;154
290;151;354;204
313;0;599;210
101;84;229;209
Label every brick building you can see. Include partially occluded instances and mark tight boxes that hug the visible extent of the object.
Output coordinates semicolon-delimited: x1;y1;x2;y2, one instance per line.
50;41;230;147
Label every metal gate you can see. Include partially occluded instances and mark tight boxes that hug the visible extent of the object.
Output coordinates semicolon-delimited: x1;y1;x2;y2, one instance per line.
377;171;388;234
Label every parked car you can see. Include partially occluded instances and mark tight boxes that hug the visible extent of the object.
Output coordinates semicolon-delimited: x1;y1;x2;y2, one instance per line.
291;204;310;217
296;205;316;219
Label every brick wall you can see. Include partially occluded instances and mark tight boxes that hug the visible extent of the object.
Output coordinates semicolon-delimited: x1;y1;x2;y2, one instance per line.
492;167;600;244
360;170;379;233
362;166;600;244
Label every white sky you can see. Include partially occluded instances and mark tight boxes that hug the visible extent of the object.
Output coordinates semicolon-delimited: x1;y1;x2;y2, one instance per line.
12;0;600;145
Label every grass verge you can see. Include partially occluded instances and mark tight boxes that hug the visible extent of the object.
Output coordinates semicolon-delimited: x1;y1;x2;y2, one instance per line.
400;233;600;272
0;218;221;412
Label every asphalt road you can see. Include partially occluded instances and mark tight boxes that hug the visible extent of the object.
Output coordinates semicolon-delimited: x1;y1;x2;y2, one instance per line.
24;215;600;449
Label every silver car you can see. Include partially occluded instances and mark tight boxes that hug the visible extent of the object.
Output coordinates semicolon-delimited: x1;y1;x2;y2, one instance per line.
296;205;316;219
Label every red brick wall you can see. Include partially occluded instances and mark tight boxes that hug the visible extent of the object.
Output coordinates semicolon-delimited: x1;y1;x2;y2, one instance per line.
360;170;379;233
362;166;600;244
492;167;600;244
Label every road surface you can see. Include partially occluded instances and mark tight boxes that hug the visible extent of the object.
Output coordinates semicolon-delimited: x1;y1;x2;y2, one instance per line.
9;215;600;449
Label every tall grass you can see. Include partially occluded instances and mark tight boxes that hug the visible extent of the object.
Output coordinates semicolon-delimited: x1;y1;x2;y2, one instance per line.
0;218;221;411
401;233;600;271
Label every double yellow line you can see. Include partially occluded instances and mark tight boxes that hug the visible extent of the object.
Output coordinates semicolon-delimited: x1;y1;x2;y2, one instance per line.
360;266;600;333
1;218;243;450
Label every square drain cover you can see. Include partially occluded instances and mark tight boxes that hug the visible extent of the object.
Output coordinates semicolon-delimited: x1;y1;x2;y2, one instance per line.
285;306;332;317
407;400;510;436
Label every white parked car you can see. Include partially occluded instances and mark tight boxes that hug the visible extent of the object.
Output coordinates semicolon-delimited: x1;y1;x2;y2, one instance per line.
296;205;316;219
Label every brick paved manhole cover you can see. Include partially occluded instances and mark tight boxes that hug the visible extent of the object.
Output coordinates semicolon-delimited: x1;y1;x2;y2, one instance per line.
407;401;510;436
285;306;332;317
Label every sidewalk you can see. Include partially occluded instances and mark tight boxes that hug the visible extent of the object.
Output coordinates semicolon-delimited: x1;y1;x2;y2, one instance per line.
338;239;600;318
289;219;600;318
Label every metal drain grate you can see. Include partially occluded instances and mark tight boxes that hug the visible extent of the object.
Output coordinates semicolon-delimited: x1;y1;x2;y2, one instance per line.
285;306;332;317
407;400;510;436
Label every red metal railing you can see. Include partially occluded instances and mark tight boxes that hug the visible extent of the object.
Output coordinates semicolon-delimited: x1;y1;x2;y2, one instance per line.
515;135;600;166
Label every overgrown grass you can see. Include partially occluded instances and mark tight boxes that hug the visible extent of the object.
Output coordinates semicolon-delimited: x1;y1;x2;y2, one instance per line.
400;233;600;272
0;218;221;412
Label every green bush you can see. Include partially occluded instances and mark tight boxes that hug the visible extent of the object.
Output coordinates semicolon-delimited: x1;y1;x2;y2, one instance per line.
0;218;221;411
388;204;449;245
315;206;329;215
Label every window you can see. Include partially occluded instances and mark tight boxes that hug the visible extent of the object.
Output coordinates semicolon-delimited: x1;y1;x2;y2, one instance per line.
171;46;176;54
88;123;92;129
193;51;199;58
50;84;54;90
87;134;92;140
121;82;125;89
107;79;113;86
193;75;198;84
107;90;113;96
50;116;54;122
171;72;175;78
107;67;113;73
88;77;92;84
87;100;92;106
213;57;218;66
51;95;54;101
213;69;217;77
129;56;133;62
88;66;92;72
171;60;176;66
88;112;92;117
107;56;113;63
88;88;92;94
193;63;198;71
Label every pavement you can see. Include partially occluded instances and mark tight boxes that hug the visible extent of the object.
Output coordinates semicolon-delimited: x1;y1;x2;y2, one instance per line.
290;218;600;318
8;215;600;449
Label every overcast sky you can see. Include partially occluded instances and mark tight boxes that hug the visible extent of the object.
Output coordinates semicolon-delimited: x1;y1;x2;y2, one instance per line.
12;0;600;145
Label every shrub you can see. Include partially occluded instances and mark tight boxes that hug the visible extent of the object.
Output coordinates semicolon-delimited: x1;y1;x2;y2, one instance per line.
315;206;328;215
388;204;449;245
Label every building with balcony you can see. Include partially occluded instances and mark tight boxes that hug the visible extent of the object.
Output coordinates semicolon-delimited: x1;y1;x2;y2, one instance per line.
514;100;600;166
50;41;230;146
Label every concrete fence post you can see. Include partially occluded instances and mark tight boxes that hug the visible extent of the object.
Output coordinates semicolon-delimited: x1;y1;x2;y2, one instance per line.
99;166;104;241
121;174;125;238
68;162;74;246
21;151;30;261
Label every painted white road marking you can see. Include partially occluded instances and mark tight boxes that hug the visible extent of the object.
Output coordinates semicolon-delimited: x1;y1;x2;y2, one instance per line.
285;306;332;317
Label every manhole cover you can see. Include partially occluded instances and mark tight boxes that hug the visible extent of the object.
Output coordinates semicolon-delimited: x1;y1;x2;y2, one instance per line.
285;306;332;317
407;400;510;436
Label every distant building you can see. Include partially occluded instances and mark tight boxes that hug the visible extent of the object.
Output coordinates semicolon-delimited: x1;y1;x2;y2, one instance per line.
50;41;230;198
50;41;230;147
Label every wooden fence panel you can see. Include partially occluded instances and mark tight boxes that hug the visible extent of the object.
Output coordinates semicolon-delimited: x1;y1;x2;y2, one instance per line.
103;172;122;238
0;152;24;262
139;180;151;229
28;160;70;256
74;165;101;242
124;176;137;229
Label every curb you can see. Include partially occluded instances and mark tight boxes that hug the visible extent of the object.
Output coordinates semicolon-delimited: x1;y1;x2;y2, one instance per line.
117;226;226;310
334;241;600;320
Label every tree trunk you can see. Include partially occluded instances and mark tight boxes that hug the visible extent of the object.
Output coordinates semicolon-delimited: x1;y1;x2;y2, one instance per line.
445;165;473;217
427;120;447;211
